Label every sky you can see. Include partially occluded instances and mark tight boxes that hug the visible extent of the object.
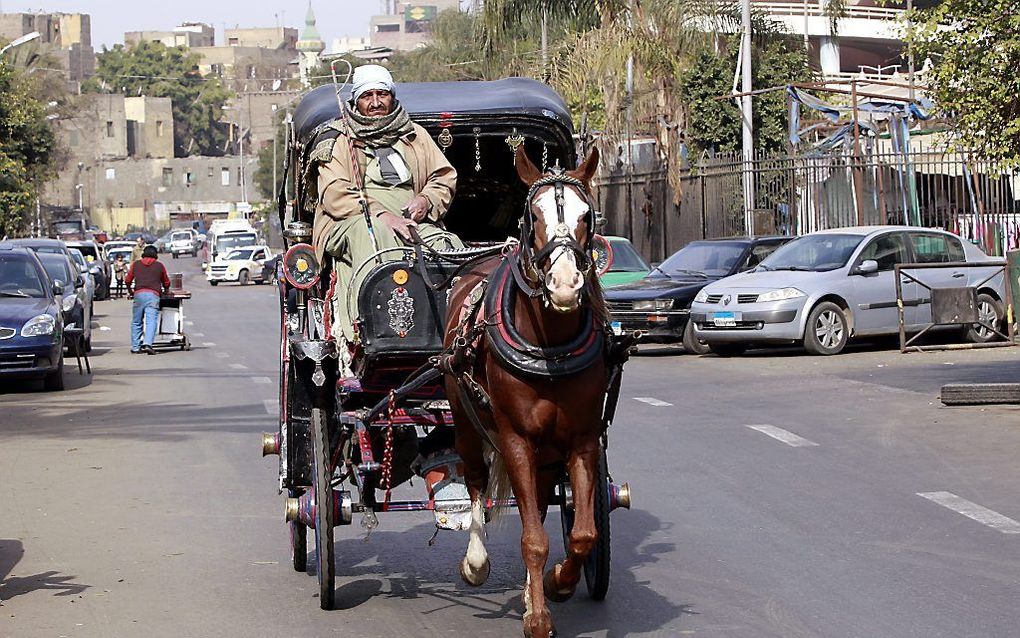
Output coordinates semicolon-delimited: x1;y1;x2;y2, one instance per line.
1;0;387;51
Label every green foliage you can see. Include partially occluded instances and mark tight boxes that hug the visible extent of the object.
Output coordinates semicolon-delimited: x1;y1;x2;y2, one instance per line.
908;0;1020;165
254;112;287;201
84;41;233;157
0;62;55;236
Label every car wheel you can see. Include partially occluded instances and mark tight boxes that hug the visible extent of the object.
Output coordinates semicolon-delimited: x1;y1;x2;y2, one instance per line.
43;354;65;391
965;293;1004;343
209;280;218;286
682;320;711;355
707;343;747;357
803;301;849;355
238;270;250;286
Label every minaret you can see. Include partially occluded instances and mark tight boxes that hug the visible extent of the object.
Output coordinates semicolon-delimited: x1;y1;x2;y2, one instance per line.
297;2;325;87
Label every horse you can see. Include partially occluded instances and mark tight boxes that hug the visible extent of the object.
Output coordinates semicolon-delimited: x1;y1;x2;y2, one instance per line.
442;146;610;637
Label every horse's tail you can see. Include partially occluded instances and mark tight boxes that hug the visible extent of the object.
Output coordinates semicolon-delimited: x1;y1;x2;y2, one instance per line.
484;445;514;524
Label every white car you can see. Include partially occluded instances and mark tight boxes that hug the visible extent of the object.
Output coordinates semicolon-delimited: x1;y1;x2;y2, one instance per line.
168;230;199;258
207;245;274;286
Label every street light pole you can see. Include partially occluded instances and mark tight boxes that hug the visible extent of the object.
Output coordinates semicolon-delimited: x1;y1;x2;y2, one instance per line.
0;31;41;56
741;0;755;235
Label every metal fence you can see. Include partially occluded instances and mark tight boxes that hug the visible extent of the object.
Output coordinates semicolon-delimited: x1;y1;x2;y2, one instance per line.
594;143;1020;263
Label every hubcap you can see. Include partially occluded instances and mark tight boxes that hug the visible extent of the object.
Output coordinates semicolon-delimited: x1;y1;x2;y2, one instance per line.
815;310;844;349
976;301;996;338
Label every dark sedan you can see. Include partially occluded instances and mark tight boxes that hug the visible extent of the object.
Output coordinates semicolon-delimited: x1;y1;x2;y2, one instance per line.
0;243;65;390
605;236;791;352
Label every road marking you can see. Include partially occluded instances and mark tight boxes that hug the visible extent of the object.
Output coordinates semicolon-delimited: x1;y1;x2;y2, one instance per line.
263;399;279;415
917;492;1020;534
633;397;673;407
745;424;819;447
215;352;229;359
229;363;248;370
202;342;216;347
185;321;194;326
192;332;205;337
98;326;111;331
251;376;272;384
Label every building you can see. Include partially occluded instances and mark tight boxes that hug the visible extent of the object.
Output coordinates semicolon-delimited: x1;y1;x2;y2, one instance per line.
193;45;298;88
124;22;215;48
224;26;298;49
369;1;461;51
0;11;95;88
332;36;370;54
296;3;325;87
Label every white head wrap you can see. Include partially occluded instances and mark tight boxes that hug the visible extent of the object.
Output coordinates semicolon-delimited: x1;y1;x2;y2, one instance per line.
352;65;395;101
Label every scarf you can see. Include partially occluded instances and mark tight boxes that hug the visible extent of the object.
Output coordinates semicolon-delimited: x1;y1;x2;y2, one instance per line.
344;101;413;149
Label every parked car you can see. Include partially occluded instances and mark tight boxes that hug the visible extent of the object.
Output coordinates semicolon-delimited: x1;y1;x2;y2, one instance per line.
0;243;66;390
67;248;97;315
153;231;174;254
35;251;92;353
168;229;200;258
207;245;275;286
600;236;651;287
5;238;97;302
690;226;1006;356
66;239;110;300
605;236;791;352
104;240;136;252
123;231;157;244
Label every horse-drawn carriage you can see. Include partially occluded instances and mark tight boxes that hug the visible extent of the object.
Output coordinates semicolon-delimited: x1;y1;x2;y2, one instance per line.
262;76;634;636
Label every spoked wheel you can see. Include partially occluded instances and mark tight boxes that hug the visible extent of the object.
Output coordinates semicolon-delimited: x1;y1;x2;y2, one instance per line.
311;407;335;609
558;446;611;601
289;488;307;572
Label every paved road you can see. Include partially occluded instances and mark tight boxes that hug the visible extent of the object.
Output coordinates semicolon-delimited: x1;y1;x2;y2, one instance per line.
2;256;1019;637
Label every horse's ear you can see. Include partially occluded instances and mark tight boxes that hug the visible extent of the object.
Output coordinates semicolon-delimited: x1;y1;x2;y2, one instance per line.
573;147;600;184
515;147;543;187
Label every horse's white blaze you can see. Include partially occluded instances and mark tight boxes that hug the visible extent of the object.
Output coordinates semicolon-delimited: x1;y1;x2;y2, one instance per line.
535;187;589;308
464;498;488;573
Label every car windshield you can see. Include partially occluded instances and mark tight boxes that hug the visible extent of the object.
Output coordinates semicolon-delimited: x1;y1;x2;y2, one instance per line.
37;253;74;285
607;240;649;272
0;254;47;297
218;233;257;251
171;233;191;241
72;245;99;261
53;221;84;234
225;250;254;261
759;234;863;271
656;241;747;278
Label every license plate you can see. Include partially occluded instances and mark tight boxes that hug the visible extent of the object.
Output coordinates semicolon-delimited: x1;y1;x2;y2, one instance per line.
710;311;739;327
611;321;622;336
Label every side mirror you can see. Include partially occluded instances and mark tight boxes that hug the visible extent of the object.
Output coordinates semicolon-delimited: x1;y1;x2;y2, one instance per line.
52;281;65;296
855;259;879;275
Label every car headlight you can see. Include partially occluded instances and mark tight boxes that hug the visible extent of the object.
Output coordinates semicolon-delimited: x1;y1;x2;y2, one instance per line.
21;314;56;337
633;299;674;311
61;295;77;312
694;289;710;303
758;287;806;303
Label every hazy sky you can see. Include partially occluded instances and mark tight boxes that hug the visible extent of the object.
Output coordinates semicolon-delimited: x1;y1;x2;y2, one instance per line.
2;0;392;51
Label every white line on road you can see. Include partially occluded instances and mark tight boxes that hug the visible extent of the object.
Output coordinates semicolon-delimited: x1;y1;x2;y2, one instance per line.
192;332;205;337
202;342;216;347
917;492;1020;534
251;377;272;384
745;424;819;447
185;321;194;326
215;352;229;359
229;363;248;370
263;399;279;415
633;397;673;407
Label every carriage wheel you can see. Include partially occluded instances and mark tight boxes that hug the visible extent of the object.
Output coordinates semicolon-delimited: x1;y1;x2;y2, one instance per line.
311;407;335;609
559;446;611;601
289;489;307;572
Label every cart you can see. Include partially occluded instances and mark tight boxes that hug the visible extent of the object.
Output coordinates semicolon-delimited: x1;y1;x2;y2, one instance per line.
154;290;192;351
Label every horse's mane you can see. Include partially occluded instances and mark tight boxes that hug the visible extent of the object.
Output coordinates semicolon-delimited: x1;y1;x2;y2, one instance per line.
586;269;609;326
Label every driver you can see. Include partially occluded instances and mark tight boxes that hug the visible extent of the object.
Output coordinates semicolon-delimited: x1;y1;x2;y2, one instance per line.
312;64;463;341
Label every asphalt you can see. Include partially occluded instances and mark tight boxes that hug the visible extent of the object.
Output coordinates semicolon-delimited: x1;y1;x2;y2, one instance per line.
2;255;1019;637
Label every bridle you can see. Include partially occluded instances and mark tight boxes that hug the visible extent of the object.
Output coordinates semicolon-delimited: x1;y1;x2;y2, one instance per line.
513;166;596;302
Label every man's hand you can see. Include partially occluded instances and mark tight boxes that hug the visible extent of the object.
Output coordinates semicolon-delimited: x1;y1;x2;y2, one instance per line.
379;212;418;242
401;194;431;222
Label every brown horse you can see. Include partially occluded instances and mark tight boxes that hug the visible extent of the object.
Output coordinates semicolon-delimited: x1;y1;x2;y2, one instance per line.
443;147;608;637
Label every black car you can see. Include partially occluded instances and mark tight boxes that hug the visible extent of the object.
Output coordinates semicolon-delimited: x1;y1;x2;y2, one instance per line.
0;243;65;390
605;236;792;352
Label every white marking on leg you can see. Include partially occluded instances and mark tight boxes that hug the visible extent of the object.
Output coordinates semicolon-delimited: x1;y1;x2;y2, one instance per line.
746;424;819;447
917;491;1020;534
465;498;488;572
634;397;673;407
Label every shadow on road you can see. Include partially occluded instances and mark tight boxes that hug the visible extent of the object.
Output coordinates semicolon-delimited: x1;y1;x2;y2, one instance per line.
0;539;89;602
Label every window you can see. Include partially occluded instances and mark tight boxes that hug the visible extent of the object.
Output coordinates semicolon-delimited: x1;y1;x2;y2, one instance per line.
252;249;266;260
221;167;230;186
207;166;214;178
858;233;908;272
376;24;400;33
184;171;194;186
228;37;239;46
162;167;173;187
910;233;965;263
742;243;780;271
105;168;115;180
156;120;164;137
106;121;114;137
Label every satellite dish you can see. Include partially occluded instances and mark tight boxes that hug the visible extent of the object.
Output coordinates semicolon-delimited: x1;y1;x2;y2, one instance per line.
272;79;282;91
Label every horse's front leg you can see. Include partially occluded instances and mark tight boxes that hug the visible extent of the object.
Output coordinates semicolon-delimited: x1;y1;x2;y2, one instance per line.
544;439;599;602
502;431;555;638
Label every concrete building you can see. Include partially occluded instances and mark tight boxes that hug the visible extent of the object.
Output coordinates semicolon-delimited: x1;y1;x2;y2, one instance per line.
332;36;370;54
0;11;95;88
222;90;302;152
224;26;297;49
369;1;461;51
124;97;175;159
297;4;325;87
193;45;297;88
124;22;215;48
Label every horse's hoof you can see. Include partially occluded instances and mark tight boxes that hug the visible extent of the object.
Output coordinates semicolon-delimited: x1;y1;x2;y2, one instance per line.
459;556;490;587
522;611;555;638
543;566;575;603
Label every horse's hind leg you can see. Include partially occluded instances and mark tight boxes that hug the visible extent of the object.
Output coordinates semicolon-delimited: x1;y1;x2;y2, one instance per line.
544;440;599;603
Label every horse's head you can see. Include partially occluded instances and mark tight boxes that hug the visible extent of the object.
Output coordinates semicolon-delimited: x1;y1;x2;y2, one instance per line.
515;147;600;313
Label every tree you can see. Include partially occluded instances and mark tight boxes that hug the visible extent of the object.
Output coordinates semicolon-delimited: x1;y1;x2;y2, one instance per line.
254;111;288;201
0;61;55;236
84;41;233;157
908;0;1020;165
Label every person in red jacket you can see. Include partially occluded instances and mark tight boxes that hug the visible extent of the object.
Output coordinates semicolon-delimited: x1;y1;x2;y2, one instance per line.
124;245;170;354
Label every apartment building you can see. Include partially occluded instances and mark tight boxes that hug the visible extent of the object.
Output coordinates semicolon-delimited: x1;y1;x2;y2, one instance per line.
124;22;215;48
369;1;462;51
0;11;95;87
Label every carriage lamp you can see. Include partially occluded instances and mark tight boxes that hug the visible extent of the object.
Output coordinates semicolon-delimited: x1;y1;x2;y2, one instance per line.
283;244;321;290
592;235;613;276
261;432;280;456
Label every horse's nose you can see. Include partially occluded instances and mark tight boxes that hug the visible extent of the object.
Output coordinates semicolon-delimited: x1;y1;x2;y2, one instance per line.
546;268;584;291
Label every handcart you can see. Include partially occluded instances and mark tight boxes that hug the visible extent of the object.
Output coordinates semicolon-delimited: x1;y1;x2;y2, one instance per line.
155;286;192;351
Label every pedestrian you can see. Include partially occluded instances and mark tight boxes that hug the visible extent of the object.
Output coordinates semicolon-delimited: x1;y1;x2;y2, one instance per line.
130;236;146;263
112;254;127;298
124;245;169;355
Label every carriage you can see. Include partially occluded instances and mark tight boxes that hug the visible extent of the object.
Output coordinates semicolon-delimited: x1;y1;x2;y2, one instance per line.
261;77;633;619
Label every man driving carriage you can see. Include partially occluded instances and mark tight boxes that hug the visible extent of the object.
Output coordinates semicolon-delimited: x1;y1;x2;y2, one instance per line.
311;65;464;340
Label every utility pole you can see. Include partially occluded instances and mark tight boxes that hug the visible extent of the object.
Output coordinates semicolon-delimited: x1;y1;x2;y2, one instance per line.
540;4;549;81
906;0;915;101
741;0;755;235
